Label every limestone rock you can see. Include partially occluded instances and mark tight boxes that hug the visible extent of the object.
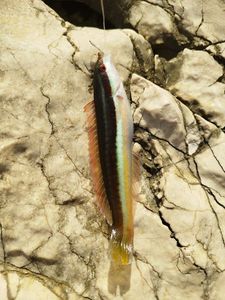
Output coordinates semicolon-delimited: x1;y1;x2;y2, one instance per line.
131;74;187;151
168;0;225;43
207;42;225;61
128;2;175;44
166;49;225;127
0;263;79;299
1;0;225;299
76;0;225;50
131;73;202;155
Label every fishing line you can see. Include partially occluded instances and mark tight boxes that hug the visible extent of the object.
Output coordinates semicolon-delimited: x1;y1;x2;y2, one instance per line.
100;0;106;31
88;1;105;56
100;0;106;49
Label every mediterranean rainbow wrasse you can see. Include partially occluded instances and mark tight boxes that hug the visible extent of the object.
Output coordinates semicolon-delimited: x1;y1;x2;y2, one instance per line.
84;53;139;265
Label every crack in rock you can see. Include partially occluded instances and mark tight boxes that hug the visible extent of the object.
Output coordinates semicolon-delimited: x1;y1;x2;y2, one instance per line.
158;211;184;248
40;87;55;136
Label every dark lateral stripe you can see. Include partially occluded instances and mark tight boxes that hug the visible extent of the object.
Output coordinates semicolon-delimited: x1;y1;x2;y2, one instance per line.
93;68;123;231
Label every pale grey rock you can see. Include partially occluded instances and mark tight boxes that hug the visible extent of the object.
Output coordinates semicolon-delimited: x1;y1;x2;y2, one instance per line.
128;0;225;47
160;160;225;270
168;0;225;43
166;49;225;127
123;29;154;80
0;263;79;299
207;42;225;61
1;0;225;299
131;73;202;155
128;2;174;44
195;114;219;141
179;102;202;155
194;131;225;203
131;72;225;298
131;74;187;151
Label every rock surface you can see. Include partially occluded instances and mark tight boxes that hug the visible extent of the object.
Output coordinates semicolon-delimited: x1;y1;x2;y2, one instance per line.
1;0;225;299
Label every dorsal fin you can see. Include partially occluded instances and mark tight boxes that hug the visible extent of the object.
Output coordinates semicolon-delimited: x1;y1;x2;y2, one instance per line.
84;100;112;225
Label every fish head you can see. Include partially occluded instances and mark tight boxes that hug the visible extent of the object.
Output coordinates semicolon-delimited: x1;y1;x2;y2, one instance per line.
95;53;121;97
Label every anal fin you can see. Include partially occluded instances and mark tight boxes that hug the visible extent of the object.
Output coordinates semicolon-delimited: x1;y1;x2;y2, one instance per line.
84;101;112;225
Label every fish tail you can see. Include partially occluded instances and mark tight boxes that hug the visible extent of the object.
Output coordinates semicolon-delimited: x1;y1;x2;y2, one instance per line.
109;228;133;265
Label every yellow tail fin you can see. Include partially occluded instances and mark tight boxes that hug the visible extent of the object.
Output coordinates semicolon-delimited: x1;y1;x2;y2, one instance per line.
109;229;133;265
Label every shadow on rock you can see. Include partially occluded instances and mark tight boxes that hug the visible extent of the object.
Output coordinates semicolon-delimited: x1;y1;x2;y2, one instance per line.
108;262;132;295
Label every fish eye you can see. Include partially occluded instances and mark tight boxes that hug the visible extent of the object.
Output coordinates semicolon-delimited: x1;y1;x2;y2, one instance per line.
99;64;106;72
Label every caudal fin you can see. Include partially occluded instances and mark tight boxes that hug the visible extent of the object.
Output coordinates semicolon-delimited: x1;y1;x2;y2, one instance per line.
109;229;133;265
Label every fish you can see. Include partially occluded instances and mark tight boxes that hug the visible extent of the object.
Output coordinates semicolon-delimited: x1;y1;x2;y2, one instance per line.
84;53;139;265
